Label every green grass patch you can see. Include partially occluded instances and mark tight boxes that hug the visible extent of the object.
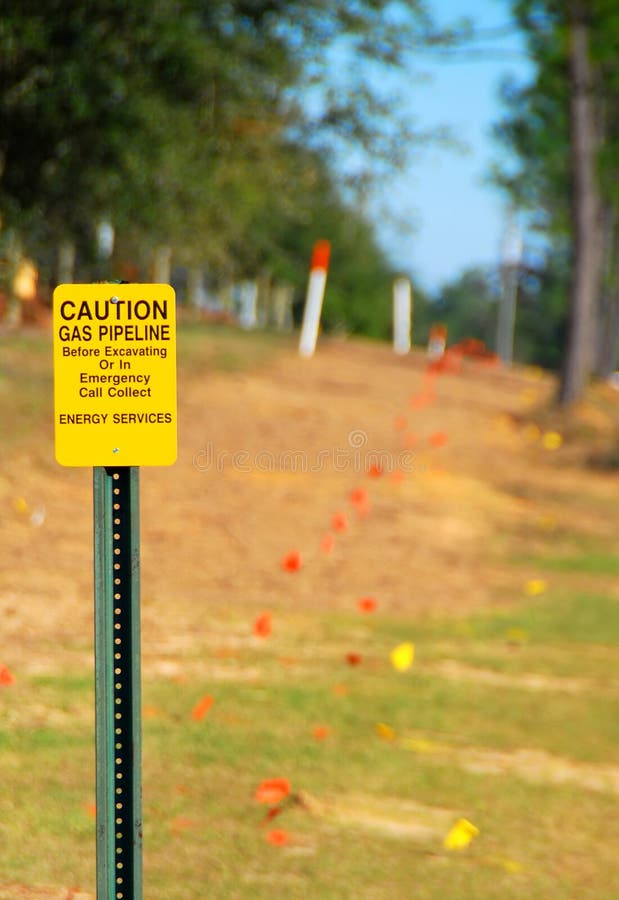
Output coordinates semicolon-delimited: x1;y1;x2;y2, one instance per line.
467;590;619;646
0;331;53;443
0;323;290;451
176;320;293;374
2;581;619;897
536;551;619;575
361;587;619;650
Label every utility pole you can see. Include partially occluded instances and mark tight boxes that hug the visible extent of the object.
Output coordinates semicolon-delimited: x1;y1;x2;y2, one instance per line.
496;217;523;365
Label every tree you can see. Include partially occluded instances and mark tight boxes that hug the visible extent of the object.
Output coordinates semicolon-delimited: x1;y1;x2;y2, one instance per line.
494;0;619;401
0;2;446;270
559;2;602;402
418;268;497;348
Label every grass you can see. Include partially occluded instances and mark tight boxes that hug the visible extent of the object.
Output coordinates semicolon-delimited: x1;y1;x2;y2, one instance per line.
1;580;619;898
0;332;53;443
534;551;619;575
1;327;619;897
176;319;294;374
0;321;292;452
464;589;619;645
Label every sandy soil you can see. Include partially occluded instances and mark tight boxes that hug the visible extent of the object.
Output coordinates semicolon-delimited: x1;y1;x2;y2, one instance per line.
1;333;618;899
0;335;617;675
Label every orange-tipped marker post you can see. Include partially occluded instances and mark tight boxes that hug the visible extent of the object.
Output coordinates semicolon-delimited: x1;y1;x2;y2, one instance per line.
299;240;330;358
427;322;447;361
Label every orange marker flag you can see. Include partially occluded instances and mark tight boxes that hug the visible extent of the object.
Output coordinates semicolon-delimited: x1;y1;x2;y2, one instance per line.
357;596;377;613
410;393;431;410
254;611;272;638
429;431;448;448
349;487;368;506
266;828;291;846
349;486;371;517
281;550;302;572
255;778;291;805
0;665;15;686
355;500;371;518
169;816;196;833
320;533;335;554
331;511;349;533
191;694;214;721
312;724;331;740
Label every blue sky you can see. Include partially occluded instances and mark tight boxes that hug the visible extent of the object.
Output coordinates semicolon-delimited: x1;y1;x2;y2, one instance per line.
372;0;533;294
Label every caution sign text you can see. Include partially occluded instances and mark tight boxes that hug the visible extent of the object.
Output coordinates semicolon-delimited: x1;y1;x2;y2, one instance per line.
53;283;177;466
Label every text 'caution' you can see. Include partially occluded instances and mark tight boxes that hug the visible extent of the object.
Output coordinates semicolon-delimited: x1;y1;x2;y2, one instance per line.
53;283;177;466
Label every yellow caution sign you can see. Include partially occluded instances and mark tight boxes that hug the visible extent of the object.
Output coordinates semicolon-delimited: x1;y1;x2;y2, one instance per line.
53;283;177;466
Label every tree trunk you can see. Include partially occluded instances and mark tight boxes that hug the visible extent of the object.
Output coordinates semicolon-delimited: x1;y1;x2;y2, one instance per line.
598;289;619;377
57;239;76;285
5;231;23;328
187;266;205;312
559;5;603;405
152;245;172;284
596;283;619;378
594;209;619;378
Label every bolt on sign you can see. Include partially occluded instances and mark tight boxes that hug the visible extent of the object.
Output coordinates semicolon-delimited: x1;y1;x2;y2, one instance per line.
53;283;177;466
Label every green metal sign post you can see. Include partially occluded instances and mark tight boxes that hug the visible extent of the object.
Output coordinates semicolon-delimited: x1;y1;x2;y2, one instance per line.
94;466;142;900
53;282;177;897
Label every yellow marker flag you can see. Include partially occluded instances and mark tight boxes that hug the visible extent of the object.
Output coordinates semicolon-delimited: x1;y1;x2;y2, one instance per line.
496;857;523;873
505;627;528;645
537;514;556;531
401;737;443;754
390;642;414;672
375;722;396;741
525;579;547;596
542;431;562;450
443;818;480;850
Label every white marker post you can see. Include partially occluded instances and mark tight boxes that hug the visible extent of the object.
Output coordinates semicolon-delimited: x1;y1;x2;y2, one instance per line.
299;240;330;357
239;280;258;330
393;277;412;355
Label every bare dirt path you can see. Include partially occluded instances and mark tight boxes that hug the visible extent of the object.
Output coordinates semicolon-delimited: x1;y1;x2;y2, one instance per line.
1;335;616;673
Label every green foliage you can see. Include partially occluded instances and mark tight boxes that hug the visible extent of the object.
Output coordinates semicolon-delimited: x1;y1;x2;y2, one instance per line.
494;1;619;380
321;214;396;339
408;262;567;369
422;267;498;348
513;252;568;370
0;1;455;336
